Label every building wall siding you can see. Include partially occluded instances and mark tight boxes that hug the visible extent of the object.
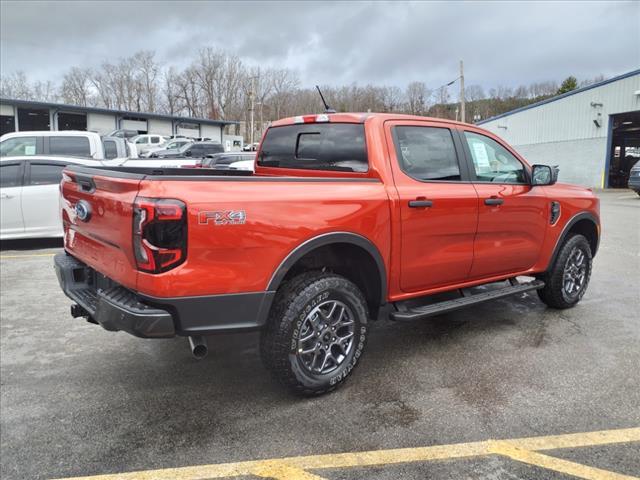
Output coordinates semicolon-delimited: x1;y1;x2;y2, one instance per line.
513;138;607;188
200;124;222;141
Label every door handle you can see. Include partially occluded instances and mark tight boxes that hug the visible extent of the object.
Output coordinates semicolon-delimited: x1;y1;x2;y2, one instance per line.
408;199;433;208
0;193;13;199
484;198;504;206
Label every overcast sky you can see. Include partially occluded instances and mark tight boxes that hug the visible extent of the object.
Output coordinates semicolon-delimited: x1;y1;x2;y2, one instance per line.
1;0;638;91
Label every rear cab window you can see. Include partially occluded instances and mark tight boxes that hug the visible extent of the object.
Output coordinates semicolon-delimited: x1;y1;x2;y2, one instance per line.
103;140;118;159
258;123;368;173
49;136;91;157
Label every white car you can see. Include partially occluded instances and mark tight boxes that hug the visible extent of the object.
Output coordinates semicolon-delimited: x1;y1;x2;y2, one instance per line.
0;156;101;240
130;134;167;155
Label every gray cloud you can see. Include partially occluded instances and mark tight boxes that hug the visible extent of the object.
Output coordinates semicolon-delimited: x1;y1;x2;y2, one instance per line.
1;0;638;90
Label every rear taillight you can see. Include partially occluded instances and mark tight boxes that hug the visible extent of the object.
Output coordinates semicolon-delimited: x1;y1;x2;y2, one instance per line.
133;198;187;273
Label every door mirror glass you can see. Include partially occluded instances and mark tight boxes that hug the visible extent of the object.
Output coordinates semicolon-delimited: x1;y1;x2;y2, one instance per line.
531;164;558;185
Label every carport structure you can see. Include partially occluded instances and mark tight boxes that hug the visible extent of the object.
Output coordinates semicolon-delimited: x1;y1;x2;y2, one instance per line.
0;97;238;142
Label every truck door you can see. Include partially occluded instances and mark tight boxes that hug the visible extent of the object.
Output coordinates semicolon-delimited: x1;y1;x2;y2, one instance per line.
22;160;68;237
385;121;479;293
459;129;547;278
0;162;25;237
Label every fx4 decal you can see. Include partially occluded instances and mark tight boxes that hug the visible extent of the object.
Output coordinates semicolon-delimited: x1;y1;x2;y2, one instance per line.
198;210;246;226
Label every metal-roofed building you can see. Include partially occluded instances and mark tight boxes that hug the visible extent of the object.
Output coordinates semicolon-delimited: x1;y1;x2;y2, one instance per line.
0;98;239;144
478;69;640;188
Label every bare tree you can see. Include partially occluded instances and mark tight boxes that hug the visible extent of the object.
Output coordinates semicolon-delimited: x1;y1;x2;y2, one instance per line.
270;68;300;118
465;84;485;102
381;86;402;112
0;71;33;100
160;67;180;115
405;81;430;115
61;67;92;106
134;51;160;112
174;66;202;118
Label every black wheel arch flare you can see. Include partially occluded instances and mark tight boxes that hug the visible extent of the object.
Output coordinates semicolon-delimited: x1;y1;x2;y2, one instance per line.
267;232;388;306
546;212;600;272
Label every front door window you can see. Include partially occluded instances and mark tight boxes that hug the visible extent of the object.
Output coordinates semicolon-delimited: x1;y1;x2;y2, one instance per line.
464;131;526;184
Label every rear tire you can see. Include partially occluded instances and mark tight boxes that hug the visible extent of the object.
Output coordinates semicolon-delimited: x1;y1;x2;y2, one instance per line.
537;234;592;309
260;271;369;396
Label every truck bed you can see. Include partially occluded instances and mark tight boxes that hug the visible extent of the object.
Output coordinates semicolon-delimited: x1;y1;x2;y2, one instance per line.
66;164;254;179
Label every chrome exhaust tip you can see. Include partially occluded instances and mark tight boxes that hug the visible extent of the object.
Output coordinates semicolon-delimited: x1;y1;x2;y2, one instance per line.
188;335;208;359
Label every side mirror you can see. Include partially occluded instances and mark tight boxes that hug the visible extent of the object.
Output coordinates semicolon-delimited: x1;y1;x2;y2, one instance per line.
531;164;558;186
184;150;192;157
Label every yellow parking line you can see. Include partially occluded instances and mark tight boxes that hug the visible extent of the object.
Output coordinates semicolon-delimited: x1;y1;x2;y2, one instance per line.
490;440;637;480
53;427;640;480
251;461;327;479
0;253;57;259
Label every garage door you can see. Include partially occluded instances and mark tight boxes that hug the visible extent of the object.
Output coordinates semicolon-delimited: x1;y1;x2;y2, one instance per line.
121;118;148;133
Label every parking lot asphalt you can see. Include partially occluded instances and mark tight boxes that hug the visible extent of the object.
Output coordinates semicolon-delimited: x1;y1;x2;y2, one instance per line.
1;190;639;480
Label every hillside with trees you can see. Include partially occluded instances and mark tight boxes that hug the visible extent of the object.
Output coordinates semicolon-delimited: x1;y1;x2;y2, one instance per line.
0;49;604;128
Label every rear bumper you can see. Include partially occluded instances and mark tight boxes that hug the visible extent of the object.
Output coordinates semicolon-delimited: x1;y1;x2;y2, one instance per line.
54;253;275;337
628;175;640;192
54;253;175;338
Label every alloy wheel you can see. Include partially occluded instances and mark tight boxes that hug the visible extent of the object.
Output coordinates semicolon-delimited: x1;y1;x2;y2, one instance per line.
296;300;356;375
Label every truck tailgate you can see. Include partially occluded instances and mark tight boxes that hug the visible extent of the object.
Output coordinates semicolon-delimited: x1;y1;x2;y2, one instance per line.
61;168;142;291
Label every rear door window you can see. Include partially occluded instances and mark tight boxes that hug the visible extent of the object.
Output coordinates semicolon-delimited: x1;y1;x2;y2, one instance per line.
189;145;203;157
49;136;91;157
203;144;223;155
0;163;23;187
258;123;368;172
28;163;67;185
393;126;461;181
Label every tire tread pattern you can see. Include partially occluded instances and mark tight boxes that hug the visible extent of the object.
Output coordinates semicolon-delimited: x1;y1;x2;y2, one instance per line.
260;271;368;396
537;234;592;309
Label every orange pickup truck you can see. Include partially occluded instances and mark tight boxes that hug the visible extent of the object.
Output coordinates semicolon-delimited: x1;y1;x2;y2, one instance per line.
54;113;600;395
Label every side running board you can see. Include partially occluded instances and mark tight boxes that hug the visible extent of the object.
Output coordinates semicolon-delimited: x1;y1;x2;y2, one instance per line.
390;279;545;321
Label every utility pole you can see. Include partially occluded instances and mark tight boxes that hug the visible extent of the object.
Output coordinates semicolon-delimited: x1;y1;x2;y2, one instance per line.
459;60;465;123
258;102;264;139
249;76;256;146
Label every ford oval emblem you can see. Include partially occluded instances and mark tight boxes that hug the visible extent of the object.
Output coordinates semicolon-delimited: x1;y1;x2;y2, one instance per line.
75;200;92;222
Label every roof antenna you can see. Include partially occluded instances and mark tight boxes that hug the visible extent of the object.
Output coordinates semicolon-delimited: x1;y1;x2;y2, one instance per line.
316;85;336;113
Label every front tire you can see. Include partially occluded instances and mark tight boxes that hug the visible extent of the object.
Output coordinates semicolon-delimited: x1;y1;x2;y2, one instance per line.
260;272;369;396
537;234;593;309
